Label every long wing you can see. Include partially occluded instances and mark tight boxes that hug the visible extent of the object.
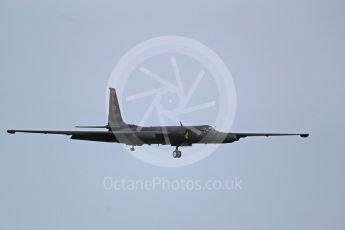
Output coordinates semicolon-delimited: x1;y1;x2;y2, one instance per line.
7;129;119;142
7;129;109;135
6;129;169;143
234;133;309;138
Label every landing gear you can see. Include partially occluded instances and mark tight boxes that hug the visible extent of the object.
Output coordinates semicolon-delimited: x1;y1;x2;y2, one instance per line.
130;146;135;151
172;146;182;158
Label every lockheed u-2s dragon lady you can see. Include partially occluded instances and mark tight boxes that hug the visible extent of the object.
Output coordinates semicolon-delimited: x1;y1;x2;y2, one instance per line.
7;88;309;158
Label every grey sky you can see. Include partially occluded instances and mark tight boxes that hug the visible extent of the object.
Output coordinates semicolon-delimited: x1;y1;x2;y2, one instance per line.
1;0;344;229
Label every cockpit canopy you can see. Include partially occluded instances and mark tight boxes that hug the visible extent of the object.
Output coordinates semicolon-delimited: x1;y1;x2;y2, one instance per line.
200;125;214;132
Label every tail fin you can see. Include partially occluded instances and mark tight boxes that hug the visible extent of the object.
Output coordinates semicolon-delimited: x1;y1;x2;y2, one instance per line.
108;88;126;127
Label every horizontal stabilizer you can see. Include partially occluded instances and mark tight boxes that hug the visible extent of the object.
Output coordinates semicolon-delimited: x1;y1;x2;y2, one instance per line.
75;125;108;129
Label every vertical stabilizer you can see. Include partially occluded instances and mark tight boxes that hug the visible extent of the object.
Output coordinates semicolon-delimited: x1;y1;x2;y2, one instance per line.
108;88;125;127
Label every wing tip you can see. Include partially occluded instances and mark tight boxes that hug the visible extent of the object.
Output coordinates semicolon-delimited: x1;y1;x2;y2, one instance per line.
7;130;16;134
300;134;309;138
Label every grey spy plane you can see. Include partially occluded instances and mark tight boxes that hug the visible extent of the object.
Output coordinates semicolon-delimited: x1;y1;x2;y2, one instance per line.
7;88;309;158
